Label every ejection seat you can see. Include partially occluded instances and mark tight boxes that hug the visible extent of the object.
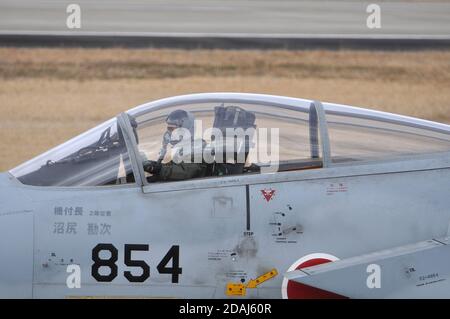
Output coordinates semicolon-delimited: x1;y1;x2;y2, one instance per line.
207;105;257;176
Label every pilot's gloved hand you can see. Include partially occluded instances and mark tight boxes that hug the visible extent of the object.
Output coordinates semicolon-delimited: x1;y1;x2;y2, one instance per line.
143;160;162;175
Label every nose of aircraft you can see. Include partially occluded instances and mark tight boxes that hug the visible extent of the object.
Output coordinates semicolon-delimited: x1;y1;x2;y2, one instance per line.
0;172;34;298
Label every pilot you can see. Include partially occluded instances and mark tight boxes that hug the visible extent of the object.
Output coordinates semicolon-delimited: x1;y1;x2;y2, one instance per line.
143;109;207;182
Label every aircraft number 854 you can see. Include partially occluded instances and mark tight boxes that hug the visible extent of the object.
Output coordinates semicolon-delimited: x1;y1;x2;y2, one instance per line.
91;244;182;283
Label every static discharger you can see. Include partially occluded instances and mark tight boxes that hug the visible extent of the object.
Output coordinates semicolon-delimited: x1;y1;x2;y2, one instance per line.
226;269;278;296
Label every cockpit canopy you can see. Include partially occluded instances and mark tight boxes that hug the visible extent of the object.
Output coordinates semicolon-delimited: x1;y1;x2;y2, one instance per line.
9;93;450;187
10;118;135;187
323;102;450;163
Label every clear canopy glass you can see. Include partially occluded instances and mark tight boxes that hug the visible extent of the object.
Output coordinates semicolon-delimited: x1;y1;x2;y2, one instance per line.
10;118;135;186
130;98;323;182
323;102;450;163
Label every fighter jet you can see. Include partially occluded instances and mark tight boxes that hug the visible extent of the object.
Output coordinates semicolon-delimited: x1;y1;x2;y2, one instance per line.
1;93;450;298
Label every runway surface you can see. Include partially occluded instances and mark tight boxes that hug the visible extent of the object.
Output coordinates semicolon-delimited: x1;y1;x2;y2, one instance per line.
1;1;449;49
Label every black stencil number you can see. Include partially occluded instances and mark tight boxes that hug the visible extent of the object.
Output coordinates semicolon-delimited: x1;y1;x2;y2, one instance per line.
92;244;181;283
92;243;118;282
124;244;150;282
157;245;182;283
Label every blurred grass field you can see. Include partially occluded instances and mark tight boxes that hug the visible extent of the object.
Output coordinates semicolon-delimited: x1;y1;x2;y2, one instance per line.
1;48;449;171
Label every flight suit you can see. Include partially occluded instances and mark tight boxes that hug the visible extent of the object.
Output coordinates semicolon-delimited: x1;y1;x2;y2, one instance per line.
145;138;208;182
158;161;207;181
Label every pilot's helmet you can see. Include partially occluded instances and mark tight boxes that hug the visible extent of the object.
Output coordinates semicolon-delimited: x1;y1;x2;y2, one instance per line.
164;110;195;145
